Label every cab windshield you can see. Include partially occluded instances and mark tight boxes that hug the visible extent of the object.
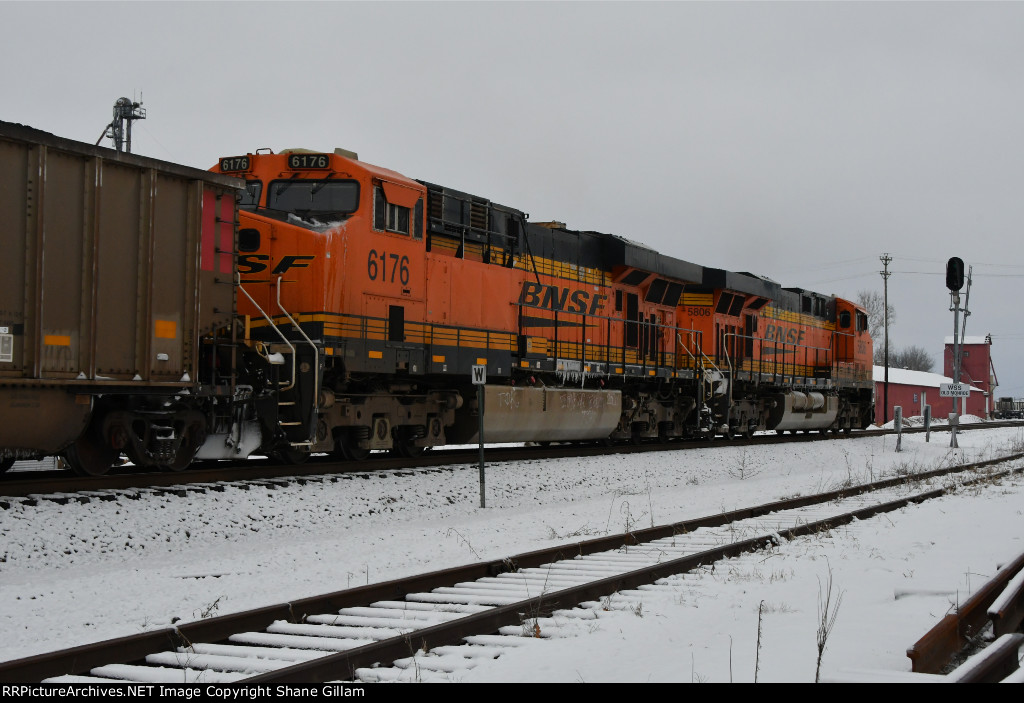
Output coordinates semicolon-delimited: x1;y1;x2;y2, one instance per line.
267;179;360;218
240;180;262;208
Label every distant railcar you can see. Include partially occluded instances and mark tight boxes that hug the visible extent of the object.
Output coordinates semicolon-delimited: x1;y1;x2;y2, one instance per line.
993;397;1024;419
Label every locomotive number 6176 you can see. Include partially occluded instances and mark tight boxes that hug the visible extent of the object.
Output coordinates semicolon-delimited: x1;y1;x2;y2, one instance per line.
367;249;410;286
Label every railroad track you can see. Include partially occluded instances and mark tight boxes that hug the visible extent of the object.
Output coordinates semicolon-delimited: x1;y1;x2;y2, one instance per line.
905;546;1024;680
4;421;1021;504
827;546;1024;683
2;452;1021;683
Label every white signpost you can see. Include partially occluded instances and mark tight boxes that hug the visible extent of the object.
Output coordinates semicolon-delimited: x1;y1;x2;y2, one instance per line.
472;365;486;508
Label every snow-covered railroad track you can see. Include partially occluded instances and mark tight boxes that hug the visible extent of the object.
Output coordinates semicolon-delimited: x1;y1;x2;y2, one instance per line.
5;422;1020;506
2;453;1021;684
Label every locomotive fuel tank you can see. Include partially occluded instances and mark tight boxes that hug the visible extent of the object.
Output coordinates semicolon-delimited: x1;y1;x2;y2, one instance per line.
765;391;839;432
447;385;622;444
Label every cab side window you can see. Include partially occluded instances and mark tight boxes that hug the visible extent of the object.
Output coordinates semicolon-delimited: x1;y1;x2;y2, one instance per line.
374;186;410;235
856;311;868;333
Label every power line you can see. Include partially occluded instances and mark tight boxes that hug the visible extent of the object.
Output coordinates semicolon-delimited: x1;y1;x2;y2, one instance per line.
895;270;1024;277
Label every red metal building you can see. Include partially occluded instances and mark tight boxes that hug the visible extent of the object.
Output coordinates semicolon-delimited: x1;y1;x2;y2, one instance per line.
873;366;985;425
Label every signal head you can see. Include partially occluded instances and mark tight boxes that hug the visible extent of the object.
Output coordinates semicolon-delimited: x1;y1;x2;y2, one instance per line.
946;257;965;291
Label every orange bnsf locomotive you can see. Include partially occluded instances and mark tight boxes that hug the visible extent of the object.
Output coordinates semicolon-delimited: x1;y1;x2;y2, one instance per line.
0;121;873;476
208;146;874;462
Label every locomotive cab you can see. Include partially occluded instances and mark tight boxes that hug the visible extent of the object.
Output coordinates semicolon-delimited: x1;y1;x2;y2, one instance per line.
212;149;451;461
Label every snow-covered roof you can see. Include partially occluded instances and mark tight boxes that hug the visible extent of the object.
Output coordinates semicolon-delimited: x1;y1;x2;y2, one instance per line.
873;365;982;391
943;336;990;345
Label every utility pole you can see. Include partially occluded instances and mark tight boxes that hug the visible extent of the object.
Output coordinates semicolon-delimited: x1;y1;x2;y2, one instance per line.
880;253;892;424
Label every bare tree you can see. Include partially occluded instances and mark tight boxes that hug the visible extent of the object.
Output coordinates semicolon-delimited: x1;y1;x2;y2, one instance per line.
890;345;935;372
855;290;895;341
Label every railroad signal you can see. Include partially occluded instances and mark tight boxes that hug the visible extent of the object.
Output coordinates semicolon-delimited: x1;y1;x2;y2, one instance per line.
946;257;965;292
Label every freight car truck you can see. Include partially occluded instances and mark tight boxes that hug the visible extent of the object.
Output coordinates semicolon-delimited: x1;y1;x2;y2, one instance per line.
0;121;242;475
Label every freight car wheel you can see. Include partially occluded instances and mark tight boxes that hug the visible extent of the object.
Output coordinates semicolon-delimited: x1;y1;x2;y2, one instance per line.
64;434;118;477
162;425;206;472
0;458;13;474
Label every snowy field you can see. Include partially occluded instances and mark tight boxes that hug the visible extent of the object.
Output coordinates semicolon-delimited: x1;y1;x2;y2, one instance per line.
1;423;1022;682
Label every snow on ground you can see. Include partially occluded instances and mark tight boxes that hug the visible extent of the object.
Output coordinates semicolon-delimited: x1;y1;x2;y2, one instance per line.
1;425;1023;682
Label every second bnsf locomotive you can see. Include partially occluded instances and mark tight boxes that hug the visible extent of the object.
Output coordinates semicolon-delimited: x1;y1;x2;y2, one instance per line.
0;122;873;475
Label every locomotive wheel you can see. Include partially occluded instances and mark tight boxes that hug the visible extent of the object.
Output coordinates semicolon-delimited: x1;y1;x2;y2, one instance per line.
337;435;370;461
393;440;427;459
0;458;14;474
270;445;311;465
64;433;118;477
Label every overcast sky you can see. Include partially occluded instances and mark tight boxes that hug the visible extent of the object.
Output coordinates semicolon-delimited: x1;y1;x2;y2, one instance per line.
4;1;1023;396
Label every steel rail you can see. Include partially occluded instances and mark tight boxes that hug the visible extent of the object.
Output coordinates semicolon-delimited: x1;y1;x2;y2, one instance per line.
907;547;1024;674
3;420;1022;501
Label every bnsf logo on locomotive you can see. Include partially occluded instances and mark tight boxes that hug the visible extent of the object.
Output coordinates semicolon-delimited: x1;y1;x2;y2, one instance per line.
518;282;608;315
763;324;806;345
238;254;315;275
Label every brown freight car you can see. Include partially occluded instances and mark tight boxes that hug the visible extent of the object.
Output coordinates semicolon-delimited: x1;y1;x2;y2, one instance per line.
0;121;242;475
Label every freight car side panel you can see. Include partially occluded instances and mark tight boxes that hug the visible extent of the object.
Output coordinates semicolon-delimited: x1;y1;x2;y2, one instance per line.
0;123;238;386
0;136;29;375
38;150;88;376
92;161;143;378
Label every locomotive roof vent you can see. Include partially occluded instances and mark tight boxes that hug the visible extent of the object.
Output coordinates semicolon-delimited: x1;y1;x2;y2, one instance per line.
534;221;567;230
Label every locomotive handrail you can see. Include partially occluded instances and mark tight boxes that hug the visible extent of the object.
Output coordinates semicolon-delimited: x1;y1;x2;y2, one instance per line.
274;277;321;432
676;331;718;377
721;338;736;424
725;331;832;381
235;273;298;393
677;331;719;435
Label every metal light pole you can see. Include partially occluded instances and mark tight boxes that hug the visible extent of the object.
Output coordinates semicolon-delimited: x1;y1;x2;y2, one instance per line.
880;253;892;424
